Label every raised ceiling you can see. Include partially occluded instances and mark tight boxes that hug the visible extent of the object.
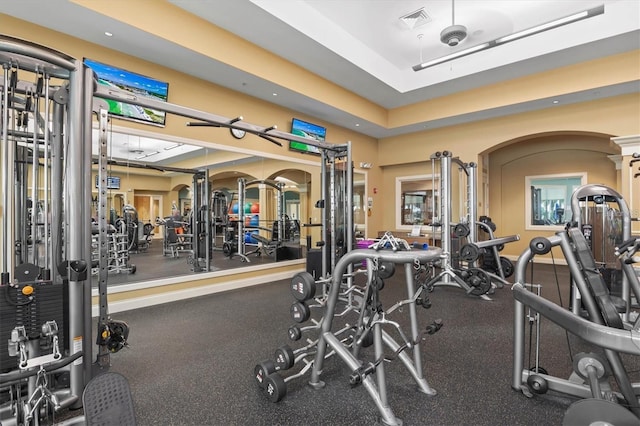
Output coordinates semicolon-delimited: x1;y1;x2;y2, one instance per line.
1;0;639;139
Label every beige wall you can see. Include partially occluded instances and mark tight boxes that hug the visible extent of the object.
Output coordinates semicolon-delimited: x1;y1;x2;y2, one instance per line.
489;134;619;259
2;14;383;236
379;94;639;167
378;94;639;252
2;13;639;278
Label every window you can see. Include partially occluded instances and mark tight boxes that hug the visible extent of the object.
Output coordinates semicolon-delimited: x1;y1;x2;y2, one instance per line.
396;175;439;229
525;173;586;230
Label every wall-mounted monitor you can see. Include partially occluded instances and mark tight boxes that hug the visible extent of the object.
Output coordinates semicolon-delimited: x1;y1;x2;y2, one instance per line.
95;175;121;190
289;118;325;155
84;58;169;127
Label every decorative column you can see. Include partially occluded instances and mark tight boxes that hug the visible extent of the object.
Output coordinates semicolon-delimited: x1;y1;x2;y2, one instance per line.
612;135;640;232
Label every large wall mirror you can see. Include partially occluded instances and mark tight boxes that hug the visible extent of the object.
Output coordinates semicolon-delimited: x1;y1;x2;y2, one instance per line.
91;125;365;288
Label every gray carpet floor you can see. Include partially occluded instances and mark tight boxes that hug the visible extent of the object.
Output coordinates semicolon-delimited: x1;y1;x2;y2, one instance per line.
75;260;619;426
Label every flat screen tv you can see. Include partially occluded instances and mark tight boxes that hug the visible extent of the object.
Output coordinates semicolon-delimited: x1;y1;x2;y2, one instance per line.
289;118;325;155
95;175;121;190
84;58;169;126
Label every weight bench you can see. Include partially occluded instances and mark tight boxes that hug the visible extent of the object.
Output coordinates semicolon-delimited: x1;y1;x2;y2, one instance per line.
251;233;281;257
163;218;193;258
459;232;520;284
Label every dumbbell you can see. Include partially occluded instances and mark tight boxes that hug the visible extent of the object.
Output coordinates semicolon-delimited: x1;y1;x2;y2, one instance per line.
290;301;311;323
287;322;320;341
263;372;287;402
254;345;297;390
290;271;319;302
258;345;314;403
291;272;331;302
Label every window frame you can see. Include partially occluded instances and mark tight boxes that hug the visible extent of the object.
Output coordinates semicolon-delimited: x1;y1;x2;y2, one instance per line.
395;174;439;231
524;172;587;231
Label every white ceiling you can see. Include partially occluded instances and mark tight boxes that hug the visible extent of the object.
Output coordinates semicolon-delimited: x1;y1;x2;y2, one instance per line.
1;0;639;142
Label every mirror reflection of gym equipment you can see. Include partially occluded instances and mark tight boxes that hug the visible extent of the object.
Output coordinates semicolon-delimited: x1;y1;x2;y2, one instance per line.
83;129;367;287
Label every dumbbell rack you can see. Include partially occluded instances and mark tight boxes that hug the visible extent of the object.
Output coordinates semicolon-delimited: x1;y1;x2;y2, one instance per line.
255;244;443;426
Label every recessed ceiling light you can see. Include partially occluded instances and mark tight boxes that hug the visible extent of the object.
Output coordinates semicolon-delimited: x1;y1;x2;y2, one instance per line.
104;31;113;37
272;93;278;96
552;100;559;104
355;123;360;127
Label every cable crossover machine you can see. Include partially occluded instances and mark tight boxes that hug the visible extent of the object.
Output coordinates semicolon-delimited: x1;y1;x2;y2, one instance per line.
426;151;519;300
0;32;357;425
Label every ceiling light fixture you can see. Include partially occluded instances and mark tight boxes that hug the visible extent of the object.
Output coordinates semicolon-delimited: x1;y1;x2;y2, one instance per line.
164;143;184;151
104;31;113;37
413;4;604;72
135;151;160;160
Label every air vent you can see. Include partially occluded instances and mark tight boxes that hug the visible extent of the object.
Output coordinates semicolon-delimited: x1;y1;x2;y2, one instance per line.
400;8;431;30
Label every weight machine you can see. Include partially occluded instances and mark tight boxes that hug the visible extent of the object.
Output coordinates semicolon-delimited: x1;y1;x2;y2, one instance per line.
428;151;518;299
512;227;640;424
230;178;287;262
0;34;130;424
569;184;633;321
210;189;230;251
304;144;354;279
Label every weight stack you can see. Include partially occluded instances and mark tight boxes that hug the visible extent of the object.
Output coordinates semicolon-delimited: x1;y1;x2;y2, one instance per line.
0;281;67;373
306;249;329;279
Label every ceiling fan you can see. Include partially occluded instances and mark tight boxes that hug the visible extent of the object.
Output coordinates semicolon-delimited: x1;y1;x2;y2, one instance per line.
440;0;467;47
413;2;605;71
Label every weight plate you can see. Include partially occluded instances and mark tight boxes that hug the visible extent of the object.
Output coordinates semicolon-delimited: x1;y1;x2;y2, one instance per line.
465;267;492;296
562;398;639;426
572;352;608;381
499;257;514;278
460;244;479;262
454;223;470;238
377;261;395;279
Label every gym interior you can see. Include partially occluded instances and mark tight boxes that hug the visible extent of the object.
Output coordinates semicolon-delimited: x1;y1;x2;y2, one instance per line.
0;1;639;425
